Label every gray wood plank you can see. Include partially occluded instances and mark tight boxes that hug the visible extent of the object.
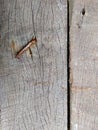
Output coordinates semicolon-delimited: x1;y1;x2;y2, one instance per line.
70;0;98;129
0;0;67;130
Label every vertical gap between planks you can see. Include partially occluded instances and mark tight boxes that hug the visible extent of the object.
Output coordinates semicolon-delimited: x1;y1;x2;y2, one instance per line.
67;0;70;130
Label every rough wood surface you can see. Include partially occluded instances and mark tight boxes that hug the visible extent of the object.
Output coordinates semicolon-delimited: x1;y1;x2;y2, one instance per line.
0;0;67;130
70;0;98;129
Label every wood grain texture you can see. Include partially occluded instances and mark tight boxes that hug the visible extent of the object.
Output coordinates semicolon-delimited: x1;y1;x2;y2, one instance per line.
0;0;67;130
70;0;98;129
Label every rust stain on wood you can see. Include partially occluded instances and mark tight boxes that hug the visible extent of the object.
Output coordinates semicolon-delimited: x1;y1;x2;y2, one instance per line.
10;40;18;55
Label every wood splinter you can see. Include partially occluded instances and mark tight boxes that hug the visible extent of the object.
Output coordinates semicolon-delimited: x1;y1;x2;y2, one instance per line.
16;37;37;58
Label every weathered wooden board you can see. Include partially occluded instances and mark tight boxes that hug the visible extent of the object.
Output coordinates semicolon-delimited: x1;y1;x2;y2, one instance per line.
69;0;74;25
0;0;67;130
70;0;98;129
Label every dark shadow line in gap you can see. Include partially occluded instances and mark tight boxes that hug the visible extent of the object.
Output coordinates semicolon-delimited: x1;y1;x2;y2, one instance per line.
67;0;70;130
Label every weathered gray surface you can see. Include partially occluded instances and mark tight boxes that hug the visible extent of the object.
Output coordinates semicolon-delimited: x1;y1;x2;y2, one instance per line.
69;0;74;25
0;0;67;130
70;0;98;129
